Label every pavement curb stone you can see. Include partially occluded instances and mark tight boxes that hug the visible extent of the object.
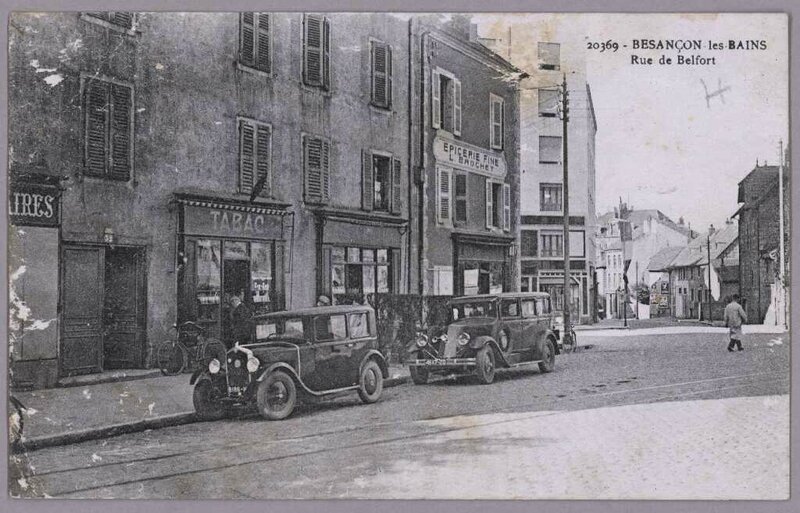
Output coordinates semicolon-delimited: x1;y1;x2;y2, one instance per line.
18;374;410;452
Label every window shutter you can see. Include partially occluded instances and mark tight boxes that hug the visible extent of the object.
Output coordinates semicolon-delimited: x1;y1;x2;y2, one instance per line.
320;245;332;297
437;167;451;224
239;121;255;192
453;78;462;136
391;248;401;293
491;96;504;149
431;70;441;128
321;139;331;202
386;44;393;108
240;13;255;66
371;42;387;107
255;124;271;196
85;80;109;176
304;136;322;202
503;183;511;231
362;150;374;211
304;15;323;86
109;83;132;180
256;13;271;73
391;157;402;214
485;180;494;229
454;173;467;223
112;12;133;30
322;17;331;90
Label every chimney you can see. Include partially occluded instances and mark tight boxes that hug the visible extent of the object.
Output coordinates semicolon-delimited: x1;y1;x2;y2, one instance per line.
678;216;685;226
708;224;716;236
726;218;733;225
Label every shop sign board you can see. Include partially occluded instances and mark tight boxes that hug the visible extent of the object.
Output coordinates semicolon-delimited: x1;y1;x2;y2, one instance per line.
433;136;506;177
9;182;60;227
183;205;283;240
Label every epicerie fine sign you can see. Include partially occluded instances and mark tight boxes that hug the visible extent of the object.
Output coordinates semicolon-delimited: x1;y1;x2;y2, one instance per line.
433;136;507;177
9;183;60;227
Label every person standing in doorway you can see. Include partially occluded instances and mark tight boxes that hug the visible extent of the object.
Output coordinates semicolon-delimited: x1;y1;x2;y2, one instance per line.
723;294;748;352
226;292;253;348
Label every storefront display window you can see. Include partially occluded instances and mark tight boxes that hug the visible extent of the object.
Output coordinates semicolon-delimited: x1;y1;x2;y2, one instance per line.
251;242;273;312
460;261;504;296
196;240;222;323
330;246;392;300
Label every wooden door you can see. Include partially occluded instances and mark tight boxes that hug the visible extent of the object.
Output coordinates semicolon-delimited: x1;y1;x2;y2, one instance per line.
61;246;104;375
103;247;146;369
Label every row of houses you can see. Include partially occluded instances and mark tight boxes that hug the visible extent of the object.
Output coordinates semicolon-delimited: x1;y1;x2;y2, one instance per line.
9;13;599;389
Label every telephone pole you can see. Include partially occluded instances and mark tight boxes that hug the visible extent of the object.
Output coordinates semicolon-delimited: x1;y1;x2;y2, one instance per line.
560;74;571;337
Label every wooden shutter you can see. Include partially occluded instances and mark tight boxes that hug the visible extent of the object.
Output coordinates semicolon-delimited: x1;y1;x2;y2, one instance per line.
274;240;286;310
391;248;402;293
322;17;331;90
256;13;271;73
255;124;271;196
391;157;402;214
320;245;332;298
454;173;467;223
491;96;504;149
503;183;511;231
431;69;441;128
485;180;494;229
112;12;133;29
240;13;255;66
362;150;374;211
305;136;322;202
321;139;331;202
371;42;387;107
109;83;132;180
437;167;451;224
239;121;255;192
386;44;393;108
84;80;109;177
304;15;323;86
453;79;462;136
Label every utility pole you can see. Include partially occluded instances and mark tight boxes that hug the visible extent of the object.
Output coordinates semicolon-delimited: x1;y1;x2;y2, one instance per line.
559;74;571;336
707;227;712;321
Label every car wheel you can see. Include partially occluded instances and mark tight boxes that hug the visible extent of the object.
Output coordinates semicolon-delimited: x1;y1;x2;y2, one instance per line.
358;360;384;404
499;331;510;352
538;338;556;373
256;371;297;420
410;365;429;385
475;346;496;384
193;379;227;421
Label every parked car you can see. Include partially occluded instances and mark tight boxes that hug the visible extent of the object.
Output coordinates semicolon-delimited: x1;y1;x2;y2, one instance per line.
190;304;389;421
406;292;559;385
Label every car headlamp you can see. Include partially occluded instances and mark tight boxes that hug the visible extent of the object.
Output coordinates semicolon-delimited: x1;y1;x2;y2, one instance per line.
458;332;471;346
246;357;260;373
415;333;429;348
208;358;221;374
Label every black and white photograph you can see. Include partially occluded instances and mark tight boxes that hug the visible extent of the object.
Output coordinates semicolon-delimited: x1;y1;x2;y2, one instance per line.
5;8;791;501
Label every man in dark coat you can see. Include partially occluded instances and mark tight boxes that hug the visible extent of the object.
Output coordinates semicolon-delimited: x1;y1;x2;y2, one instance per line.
226;293;253;348
723;294;747;352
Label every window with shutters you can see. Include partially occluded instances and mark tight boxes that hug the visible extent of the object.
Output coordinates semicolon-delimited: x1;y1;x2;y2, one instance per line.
540;183;563;211
485;180;505;229
303;14;331;90
370;40;392;108
238;118;271;197
539;136;562;164
454;173;468;224
432;68;461;136
372;155;391;211
82;12;136;33
538;42;561;71
436;166;452;225
82;76;133;181
490;94;504;150
303;134;331;204
362;151;402;214
239;13;271;74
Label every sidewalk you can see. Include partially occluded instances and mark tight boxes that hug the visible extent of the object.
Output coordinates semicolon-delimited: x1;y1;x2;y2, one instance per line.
14;364;410;451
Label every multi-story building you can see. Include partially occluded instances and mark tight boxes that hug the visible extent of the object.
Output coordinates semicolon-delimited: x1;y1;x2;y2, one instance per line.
479;21;597;322
733;162;790;323
409;16;524;296
8;12;412;388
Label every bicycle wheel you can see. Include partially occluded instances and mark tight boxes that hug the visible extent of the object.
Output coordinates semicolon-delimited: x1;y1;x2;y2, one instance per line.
157;340;187;375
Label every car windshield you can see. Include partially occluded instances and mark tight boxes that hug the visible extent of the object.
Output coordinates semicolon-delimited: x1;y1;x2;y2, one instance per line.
450;300;497;321
255;318;304;340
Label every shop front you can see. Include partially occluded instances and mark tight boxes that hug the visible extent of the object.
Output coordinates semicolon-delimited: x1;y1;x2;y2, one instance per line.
313;207;407;303
452;232;514;296
174;192;292;343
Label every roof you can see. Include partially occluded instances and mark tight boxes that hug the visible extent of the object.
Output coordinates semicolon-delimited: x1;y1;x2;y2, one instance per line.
647;246;684;272
626;209;694;238
254;304;374;320
450;292;550;302
663;222;739;270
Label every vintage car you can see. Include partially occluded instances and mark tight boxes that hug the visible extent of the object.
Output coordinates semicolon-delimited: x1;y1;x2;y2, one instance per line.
406;292;559;385
191;304;389;421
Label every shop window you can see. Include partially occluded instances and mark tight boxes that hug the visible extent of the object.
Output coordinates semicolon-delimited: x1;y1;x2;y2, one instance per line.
303;14;331;90
461;261;504;296
521;230;538;257
454;173;468;224
538;42;561;71
540;232;563;257
250;242;273;310
539;136;562;164
238;118;271;197
539;89;558;117
370;40;392;108
540;183;563;212
195;240;222;324
303;134;331;204
83;77;133;180
239;13;271;74
431;68;461;135
490;94;504;150
330;247;392;298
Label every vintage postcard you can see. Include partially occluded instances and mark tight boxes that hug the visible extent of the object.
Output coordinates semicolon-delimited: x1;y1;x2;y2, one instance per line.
6;11;790;500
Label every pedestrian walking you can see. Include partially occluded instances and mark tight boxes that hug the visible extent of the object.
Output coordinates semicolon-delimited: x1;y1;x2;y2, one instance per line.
723;294;748;352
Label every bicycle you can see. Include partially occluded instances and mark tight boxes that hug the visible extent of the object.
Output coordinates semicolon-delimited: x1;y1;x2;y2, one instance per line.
157;321;227;376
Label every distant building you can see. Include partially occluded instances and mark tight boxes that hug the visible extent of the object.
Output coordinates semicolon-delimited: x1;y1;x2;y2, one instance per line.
733;162;790;324
646;246;684;318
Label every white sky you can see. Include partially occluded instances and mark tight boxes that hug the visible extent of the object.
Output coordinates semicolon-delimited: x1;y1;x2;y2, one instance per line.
476;13;789;230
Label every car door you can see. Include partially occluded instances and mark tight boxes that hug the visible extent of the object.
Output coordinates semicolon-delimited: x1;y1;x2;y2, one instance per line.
308;314;353;390
499;298;523;353
520;298;539;353
533;297;550;356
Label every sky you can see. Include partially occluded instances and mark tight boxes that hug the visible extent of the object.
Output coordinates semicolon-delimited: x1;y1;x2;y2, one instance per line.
476;13;789;231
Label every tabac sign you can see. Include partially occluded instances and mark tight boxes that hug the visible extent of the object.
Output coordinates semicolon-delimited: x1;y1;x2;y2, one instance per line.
9;182;61;227
433;136;507;177
182;204;285;240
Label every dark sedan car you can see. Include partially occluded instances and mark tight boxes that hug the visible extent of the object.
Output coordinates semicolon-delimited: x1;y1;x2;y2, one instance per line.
406;292;559;384
191;304;389;421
